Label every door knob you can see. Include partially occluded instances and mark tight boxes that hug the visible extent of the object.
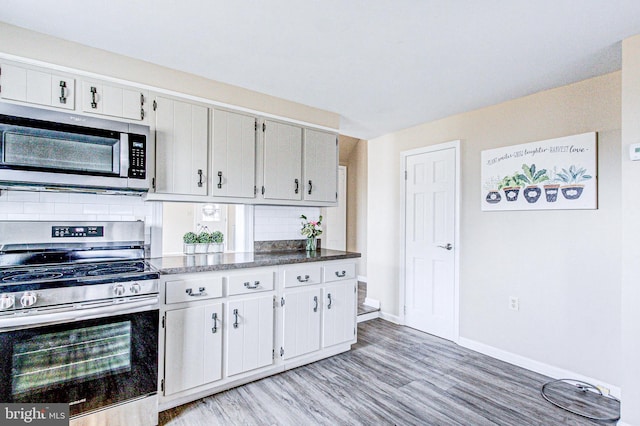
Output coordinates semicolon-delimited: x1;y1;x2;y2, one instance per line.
437;243;453;250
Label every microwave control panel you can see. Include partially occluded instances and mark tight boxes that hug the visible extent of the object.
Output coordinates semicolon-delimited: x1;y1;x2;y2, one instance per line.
128;134;146;179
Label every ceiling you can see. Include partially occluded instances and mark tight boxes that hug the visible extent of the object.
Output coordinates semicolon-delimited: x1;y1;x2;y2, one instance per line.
2;1;640;140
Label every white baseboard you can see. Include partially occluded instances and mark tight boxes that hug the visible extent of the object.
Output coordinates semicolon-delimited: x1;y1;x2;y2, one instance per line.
457;337;621;399
363;297;380;309
379;310;403;325
357;311;380;323
357;275;367;282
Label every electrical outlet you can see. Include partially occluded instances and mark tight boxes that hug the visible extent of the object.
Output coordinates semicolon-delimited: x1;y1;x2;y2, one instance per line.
509;296;519;311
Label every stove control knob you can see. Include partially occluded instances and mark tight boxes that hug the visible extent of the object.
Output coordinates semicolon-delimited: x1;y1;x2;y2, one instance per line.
113;284;126;296
20;292;37;308
0;294;15;310
130;283;141;294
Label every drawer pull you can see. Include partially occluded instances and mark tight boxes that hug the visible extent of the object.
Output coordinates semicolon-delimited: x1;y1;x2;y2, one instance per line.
244;281;261;289
313;296;318;312
327;293;332;309
90;86;98;108
211;312;218;334
185;287;207;297
233;308;239;328
335;270;347;278
59;81;67;104
297;275;310;283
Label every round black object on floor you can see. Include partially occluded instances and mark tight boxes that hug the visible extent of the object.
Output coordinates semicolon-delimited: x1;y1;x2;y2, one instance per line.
541;379;620;423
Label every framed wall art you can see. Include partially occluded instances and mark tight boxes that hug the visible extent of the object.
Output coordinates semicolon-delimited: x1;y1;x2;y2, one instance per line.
481;132;597;211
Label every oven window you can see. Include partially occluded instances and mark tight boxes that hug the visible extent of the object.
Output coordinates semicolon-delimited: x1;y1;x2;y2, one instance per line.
11;321;132;397
2;125;119;175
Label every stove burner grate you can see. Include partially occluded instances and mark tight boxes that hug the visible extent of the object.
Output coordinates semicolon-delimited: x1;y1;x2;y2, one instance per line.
87;266;142;276
2;272;64;282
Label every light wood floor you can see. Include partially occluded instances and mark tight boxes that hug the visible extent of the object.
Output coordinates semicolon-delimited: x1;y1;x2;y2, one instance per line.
159;319;614;425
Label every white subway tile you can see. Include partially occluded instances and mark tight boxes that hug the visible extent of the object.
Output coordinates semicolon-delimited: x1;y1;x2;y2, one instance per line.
54;203;84;214
24;202;55;214
82;204;109;215
0;203;24;214
8;213;39;220
39;192;69;203
0;214;7;220
109;205;134;215
7;191;40;202
68;193;99;204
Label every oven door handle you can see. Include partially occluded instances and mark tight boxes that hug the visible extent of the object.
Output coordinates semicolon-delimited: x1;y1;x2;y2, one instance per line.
0;296;158;329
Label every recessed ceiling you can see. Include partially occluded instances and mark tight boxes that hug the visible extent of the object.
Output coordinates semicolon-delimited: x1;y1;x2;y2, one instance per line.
1;1;640;139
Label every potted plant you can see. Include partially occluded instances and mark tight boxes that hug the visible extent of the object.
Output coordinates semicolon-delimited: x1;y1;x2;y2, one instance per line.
195;231;211;253
209;231;224;253
517;163;549;203
556;165;592;200
183;232;197;254
498;173;523;202
483;176;502;204
300;214;323;252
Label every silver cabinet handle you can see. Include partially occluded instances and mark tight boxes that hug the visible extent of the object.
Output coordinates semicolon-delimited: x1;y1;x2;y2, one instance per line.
90;86;98;108
233;308;239;328
59;81;67;104
185;287;207;297
244;281;260;289
297;275;310;282
313;295;318;312
211;312;218;334
335;270;347;278
437;243;453;250
197;169;203;187
327;293;332;309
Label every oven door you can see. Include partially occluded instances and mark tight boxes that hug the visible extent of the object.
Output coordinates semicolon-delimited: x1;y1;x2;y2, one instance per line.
0;306;158;417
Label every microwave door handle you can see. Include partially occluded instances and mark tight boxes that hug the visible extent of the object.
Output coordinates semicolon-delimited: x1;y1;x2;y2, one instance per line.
120;133;130;178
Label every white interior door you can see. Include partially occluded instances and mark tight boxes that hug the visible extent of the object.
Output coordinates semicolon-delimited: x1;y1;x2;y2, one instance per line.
404;146;456;340
321;166;347;250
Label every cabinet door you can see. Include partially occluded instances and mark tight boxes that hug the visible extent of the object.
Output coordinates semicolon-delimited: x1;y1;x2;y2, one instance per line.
303;129;338;203
322;281;357;348
0;63;74;110
212;109;256;198
82;81;146;121
154;95;209;196
225;295;274;377
262;120;302;200
282;288;321;360
164;303;223;395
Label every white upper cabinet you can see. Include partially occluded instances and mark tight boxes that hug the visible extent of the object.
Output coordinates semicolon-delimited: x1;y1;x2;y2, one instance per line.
81;80;147;121
0;62;75;110
153;95;209;196
212;109;257;199
262;120;303;201
303;129;338;203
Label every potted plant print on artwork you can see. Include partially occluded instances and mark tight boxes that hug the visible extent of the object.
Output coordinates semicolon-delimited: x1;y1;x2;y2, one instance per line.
480;132;597;211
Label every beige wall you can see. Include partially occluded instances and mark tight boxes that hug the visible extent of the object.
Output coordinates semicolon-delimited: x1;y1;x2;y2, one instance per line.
0;22;339;129
346;139;368;277
368;72;621;389
621;35;640;425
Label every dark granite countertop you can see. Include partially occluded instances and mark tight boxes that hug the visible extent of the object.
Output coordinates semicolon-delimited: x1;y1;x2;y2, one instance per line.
148;249;361;275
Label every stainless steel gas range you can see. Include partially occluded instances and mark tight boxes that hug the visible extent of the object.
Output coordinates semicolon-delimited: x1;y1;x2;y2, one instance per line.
0;221;159;426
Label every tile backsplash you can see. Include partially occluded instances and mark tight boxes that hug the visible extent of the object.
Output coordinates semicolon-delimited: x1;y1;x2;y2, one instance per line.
254;206;322;241
0;190;154;241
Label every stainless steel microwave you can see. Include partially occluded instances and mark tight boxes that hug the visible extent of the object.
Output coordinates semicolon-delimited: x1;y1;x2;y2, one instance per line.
0;103;150;193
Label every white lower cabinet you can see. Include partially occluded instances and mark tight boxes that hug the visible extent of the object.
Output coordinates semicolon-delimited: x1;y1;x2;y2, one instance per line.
282;287;321;359
159;260;357;410
163;302;223;395
225;295;275;376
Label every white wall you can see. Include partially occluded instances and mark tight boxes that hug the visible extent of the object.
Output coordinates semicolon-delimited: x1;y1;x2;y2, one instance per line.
621;34;640;426
367;72;622;391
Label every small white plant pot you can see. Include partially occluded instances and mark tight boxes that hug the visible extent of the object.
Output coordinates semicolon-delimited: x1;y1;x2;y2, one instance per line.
209;243;224;253
183;243;196;255
195;243;208;254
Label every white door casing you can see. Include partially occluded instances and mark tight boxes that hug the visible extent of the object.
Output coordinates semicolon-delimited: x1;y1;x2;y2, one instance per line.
401;141;459;342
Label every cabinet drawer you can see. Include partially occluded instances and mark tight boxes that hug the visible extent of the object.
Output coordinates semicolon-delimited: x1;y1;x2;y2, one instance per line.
228;271;274;296
283;264;322;288
165;276;223;304
324;262;357;282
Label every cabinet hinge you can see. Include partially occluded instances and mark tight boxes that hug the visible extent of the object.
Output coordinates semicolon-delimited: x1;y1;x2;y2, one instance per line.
152;100;157;111
160;379;164;392
272;349;275;360
404;305;407;315
336;137;338;146
354;327;356;336
280;347;284;357
280;297;285;307
140;93;145;106
161;314;165;328
254;186;257;196
404;170;408;180
261;186;265;195
262;122;266;132
152;177;156;190
255;120;258;131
